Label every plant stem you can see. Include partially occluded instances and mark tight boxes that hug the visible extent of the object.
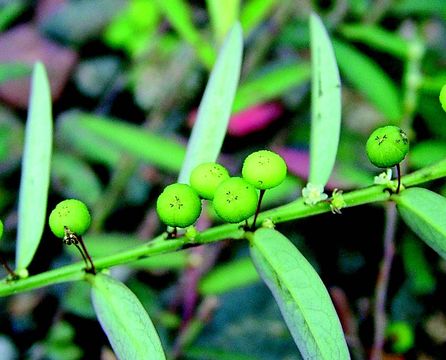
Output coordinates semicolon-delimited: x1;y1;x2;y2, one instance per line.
73;243;88;269
401;158;446;188
395;163;401;194
0;162;444;297
90;157;138;233
251;189;266;230
77;235;96;274
370;203;398;360
0;254;16;279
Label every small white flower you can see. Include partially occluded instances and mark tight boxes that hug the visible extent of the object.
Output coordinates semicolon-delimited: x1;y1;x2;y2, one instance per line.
302;183;328;205
261;218;275;229
374;168;393;185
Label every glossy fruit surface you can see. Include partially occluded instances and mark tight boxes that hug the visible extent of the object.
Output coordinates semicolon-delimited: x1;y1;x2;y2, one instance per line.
156;183;202;228
190;162;230;200
212;177;258;223
366;126;409;168
242;150;287;190
49;199;91;238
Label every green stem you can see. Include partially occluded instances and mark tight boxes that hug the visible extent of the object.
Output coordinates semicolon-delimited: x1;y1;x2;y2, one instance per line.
401;159;446;188
90;157;138;233
0;161;445;297
251;189;266;230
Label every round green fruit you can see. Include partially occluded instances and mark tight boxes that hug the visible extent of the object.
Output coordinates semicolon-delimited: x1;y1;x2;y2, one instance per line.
190;162;230;200
242;150;287;190
156;183;202;228
366;126;409;168
440;84;446;112
0;219;3;240
49;199;91;238
212;177;258;223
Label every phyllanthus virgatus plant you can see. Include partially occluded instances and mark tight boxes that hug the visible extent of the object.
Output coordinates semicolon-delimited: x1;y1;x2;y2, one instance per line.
1;12;446;360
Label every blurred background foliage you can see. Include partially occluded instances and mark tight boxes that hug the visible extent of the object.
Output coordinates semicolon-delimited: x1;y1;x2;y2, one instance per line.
0;0;445;359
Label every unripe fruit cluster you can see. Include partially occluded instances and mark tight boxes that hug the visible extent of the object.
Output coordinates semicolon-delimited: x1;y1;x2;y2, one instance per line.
366;126;409;168
156;150;287;227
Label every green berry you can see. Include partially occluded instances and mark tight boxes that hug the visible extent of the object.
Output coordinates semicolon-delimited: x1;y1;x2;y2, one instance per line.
190;162;230;200
156;183;202;228
242;150;287;190
49;199;91;238
366;126;409;168
212;177;258;223
0;219;3;240
440;84;446;112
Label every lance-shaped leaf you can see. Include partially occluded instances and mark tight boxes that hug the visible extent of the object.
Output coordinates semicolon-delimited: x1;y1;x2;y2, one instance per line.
0;62;31;84
309;13;342;188
333;40;402;122
250;228;349;359
178;23;243;184
51;152;102;206
395;187;446;259
90;273;166;360
206;0;240;44
240;0;278;36
339;24;410;60
233;62;310;112
155;0;215;68
16;62;52;271
60;111;185;172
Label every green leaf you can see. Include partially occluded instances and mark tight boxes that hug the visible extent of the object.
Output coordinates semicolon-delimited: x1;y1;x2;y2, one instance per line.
395;188;446;259
250;228;349;359
155;0;216;68
240;0;278;36
60;111;185;172
339;24;410;59
233;62;310;112
390;0;446;16
0;63;31;84
16;62;53;271
199;257;260;295
51;152;102;206
309;13;342;187
57;111;121;167
410;140;446;169
178;23;243;184
401;235;435;295
90;273;166;360
206;0;240;44
0;0;27;31
418;95;446;139
333;40;402;122
420;72;446;94
0;106;24;172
